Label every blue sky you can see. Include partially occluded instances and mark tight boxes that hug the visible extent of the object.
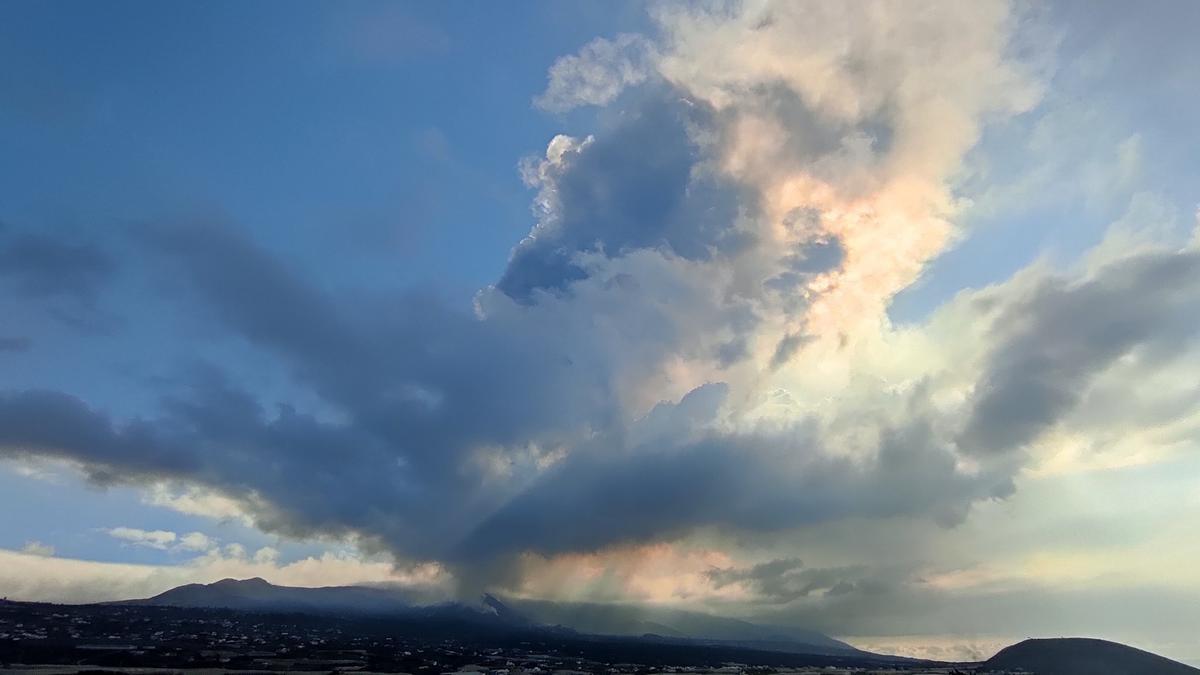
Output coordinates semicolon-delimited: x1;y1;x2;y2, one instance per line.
3;0;1200;664
2;1;613;417
0;1;662;568
2;2;636;291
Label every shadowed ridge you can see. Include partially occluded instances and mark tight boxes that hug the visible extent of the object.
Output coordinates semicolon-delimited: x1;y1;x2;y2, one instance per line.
120;577;418;615
985;637;1200;675
492;595;864;658
107;579;866;661
480;593;530;624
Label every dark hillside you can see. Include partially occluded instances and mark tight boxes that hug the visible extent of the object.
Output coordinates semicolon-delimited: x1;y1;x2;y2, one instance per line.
985;637;1199;675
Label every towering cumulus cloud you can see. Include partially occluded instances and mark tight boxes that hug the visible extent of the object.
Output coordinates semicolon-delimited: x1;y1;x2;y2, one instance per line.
3;0;1200;611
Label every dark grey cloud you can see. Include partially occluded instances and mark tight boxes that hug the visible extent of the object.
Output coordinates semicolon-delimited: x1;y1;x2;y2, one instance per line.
960;248;1200;455
769;333;806;369
498;92;746;302
0;336;31;352
447;242;1200;567
0;215;1011;577
0;224;119;332
0;49;1196;608
0;388;199;480
753;574;1200;650
787;239;845;274
136;221;612;457
0;226;115;304
706;557;806;588
459;414;1005;561
0;373;436;554
21;235;1193;576
3;212;1198;600
706;558;889;605
3;219;621;562
761;210;844;319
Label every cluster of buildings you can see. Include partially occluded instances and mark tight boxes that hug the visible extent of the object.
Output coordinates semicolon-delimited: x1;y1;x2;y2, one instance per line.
0;600;1024;675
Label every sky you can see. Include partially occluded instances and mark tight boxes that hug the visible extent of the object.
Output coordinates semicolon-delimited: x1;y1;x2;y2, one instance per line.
2;0;1199;664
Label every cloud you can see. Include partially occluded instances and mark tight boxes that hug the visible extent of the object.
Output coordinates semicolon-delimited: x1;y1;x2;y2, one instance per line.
142;482;256;526
459;413;1007;563
20;541;54;557
959;245;1200;455
535;34;656;112
104;527;219;554
1;0;1045;578
0;544;450;605
0;336;31;352
0;224;119;332
706;558;904;606
0;226;115;305
335;4;450;65
499;95;743;302
106;527;179;550
177;532;215;552
253;545;280;564
846;635;1013;663
2;3;1199;640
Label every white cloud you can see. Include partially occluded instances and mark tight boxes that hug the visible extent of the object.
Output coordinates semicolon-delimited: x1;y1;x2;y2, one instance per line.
253;546;280;564
106;527;220;554
2;456;70;484
846;635;1012;662
20;540;54;557
142;482;257;526
106;527;178;550
177;532;216;552
2;2;1199;655
0;545;451;605
535;34;655;112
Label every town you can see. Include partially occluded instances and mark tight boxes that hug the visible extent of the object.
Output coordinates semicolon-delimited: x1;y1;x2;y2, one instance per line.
0;599;1012;675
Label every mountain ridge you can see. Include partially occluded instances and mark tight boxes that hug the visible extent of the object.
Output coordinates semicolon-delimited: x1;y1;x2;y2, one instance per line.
118;578;861;657
118;579;1199;671
984;637;1200;675
497;595;856;655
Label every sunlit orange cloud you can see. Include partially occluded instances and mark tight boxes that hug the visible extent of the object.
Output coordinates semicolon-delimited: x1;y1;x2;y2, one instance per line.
770;174;956;343
653;0;1038;361
507;542;750;605
0;546;450;605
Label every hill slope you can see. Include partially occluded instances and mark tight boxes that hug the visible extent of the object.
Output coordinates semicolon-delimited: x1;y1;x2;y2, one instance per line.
985;637;1200;675
125;577;425;615
119;578;856;657
500;596;859;656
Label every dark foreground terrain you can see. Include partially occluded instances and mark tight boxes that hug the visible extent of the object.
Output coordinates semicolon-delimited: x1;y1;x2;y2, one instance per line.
0;598;935;673
984;637;1200;675
2;597;1196;675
